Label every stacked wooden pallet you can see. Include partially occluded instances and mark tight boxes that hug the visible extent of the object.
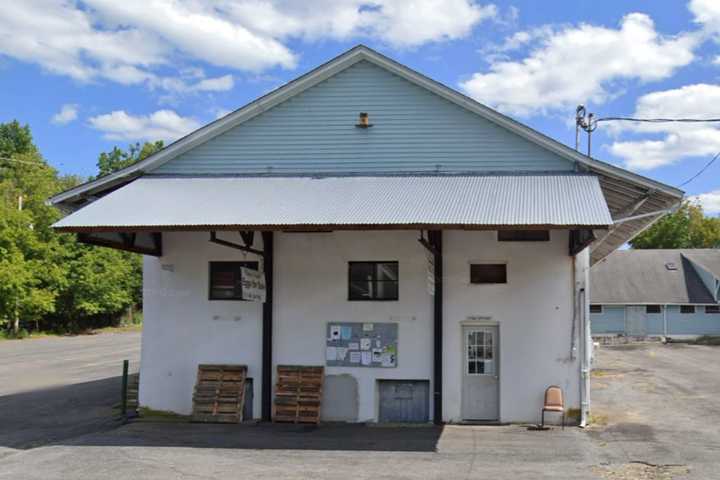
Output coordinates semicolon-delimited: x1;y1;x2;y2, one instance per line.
273;365;324;424
192;364;247;423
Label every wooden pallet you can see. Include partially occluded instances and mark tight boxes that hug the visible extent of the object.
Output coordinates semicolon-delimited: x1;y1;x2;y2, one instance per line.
192;364;247;423
272;365;324;424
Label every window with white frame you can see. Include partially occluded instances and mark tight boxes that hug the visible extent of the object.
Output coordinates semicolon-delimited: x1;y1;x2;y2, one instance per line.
680;305;695;314
706;305;720;314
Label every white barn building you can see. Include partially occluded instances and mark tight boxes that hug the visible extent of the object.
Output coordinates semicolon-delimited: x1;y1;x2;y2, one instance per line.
50;46;682;425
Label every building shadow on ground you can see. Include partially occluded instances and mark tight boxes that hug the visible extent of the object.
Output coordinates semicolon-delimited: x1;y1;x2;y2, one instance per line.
67;421;444;452
0;375;442;453
0;376;125;450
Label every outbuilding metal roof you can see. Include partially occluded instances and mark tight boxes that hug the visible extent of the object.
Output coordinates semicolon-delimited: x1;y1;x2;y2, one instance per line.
591;249;720;305
53;174;612;231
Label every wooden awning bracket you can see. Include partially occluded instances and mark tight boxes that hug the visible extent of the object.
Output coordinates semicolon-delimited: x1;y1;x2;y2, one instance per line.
569;229;596;256
418;230;439;256
77;232;162;257
209;231;265;256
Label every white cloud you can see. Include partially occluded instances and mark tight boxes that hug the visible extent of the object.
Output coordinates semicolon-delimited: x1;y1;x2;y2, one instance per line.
51;104;79;125
226;0;496;48
192;75;234;93
460;13;699;116
608;84;720;170
690;190;720;215
88;110;201;142
690;0;720;33
0;1;495;93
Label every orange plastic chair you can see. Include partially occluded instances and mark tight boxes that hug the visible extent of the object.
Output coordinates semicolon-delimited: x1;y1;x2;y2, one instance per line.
541;386;565;429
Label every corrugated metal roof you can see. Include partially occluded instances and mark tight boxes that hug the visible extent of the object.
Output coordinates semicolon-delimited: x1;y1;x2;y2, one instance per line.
591;249;720;304
53;174;611;231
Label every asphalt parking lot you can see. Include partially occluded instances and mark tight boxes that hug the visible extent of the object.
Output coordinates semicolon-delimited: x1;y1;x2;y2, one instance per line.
0;336;717;479
0;332;140;457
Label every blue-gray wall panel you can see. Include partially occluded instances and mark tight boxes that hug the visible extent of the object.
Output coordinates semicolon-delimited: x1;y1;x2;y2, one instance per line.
667;305;720;335
591;306;625;334
155;61;574;175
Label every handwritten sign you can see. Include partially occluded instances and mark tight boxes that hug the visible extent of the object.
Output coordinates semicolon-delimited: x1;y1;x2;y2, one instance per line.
241;267;266;302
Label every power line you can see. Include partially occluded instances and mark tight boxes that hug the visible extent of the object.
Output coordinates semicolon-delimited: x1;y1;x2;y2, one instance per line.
595;116;720;124
677;150;720;188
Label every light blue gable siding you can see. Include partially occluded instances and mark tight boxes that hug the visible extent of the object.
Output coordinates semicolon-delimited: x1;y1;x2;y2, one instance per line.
667;305;720;336
591;306;625;334
154;61;574;175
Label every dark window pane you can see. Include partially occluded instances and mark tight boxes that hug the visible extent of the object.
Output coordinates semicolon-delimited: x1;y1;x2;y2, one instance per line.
589;305;602;314
348;261;399;300
470;264;507;284
477;361;485;374
349;280;372;299
209;261;258;300
680;305;695;314
497;230;550;242
376;262;398;281
468;362;476;374
646;305;661;314
705;305;720;314
349;262;374;282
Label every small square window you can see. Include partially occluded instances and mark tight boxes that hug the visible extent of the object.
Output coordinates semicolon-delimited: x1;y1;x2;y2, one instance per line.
589;305;602;314
706;305;720;314
348;261;399;301
209;261;259;300
497;230;550;242
680;305;695;314
470;264;507;284
646;305;662;314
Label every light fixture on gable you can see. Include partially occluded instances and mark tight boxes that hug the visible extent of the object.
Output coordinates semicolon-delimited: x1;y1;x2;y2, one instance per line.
356;112;373;128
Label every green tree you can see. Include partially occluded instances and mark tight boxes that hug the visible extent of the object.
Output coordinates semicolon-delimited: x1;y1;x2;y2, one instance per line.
95;141;163;178
0;124;64;334
0;120;153;335
630;201;720;249
0;120;37;158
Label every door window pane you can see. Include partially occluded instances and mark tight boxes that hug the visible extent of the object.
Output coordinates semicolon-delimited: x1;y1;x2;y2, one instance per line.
466;328;496;376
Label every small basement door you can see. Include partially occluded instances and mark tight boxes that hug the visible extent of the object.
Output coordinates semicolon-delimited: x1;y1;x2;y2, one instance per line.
378;380;429;423
461;325;499;420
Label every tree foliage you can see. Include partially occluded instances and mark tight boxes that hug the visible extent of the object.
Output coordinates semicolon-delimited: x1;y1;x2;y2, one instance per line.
0;120;151;335
630;201;720;249
95;141;163;179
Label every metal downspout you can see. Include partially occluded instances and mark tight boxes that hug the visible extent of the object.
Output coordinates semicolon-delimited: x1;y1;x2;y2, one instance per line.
579;287;590;427
663;304;668;338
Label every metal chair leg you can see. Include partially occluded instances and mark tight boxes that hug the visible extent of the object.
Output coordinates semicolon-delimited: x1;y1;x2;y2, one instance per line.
541;410;545;428
562;412;565;430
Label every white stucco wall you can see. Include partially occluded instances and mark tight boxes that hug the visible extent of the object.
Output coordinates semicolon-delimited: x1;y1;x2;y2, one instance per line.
140;229;579;423
140;232;264;416
442;230;579;422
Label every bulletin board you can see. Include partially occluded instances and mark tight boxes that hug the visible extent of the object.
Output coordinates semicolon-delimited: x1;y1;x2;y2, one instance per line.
325;322;398;368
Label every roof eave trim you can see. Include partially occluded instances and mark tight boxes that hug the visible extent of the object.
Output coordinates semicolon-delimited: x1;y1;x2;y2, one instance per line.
53;223;611;233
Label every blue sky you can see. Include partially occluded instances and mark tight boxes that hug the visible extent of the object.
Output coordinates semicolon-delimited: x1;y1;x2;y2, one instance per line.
1;1;719;213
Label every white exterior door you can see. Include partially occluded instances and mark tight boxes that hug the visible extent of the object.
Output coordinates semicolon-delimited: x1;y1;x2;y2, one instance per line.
626;306;647;336
461;326;499;420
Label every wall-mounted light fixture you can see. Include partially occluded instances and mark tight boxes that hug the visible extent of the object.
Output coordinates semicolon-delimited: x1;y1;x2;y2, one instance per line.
356;112;373;128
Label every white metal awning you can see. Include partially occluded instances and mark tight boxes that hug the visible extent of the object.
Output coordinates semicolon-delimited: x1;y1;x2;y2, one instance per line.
53;174;612;232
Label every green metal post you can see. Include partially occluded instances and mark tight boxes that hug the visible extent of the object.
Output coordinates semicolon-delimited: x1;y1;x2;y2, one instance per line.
121;360;129;418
